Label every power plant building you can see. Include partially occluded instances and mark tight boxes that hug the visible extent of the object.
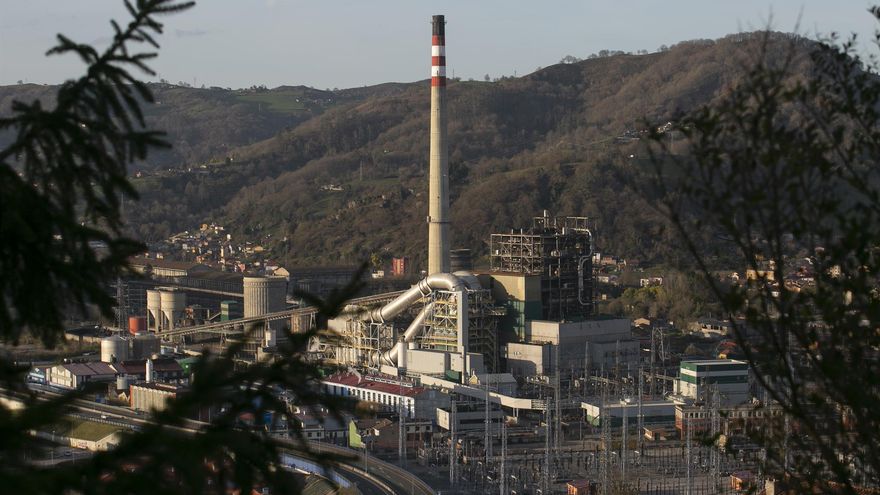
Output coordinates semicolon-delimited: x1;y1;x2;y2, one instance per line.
676;359;750;406
490;214;595;321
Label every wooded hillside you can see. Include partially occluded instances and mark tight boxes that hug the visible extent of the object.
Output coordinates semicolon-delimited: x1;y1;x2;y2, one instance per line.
0;33;814;270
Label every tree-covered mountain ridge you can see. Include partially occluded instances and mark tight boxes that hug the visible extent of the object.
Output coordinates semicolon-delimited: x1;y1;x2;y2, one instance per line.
0;32;816;270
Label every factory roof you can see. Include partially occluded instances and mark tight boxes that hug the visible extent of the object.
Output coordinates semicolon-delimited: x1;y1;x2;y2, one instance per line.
324;373;425;397
129;382;184;393
184;270;244;282
60;362;116;377
130;256;211;272
680;359;748;371
113;358;183;375
287;265;359;275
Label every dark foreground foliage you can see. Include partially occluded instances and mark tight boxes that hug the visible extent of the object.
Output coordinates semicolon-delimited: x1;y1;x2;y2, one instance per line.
647;9;880;493
0;2;355;493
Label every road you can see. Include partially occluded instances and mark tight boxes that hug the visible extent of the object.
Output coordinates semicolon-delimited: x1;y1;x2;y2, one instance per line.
309;441;434;495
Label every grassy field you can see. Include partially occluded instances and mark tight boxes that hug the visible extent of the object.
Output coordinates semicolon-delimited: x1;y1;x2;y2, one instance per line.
60;419;121;442
235;90;308;114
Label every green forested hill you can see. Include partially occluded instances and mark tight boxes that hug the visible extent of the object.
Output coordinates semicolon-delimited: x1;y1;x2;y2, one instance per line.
0;33;813;270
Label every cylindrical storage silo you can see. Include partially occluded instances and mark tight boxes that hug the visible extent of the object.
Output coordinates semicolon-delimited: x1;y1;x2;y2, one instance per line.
132;333;160;359
159;289;186;331
146;290;162;331
244;276;287;347
128;316;147;335
101;336;130;363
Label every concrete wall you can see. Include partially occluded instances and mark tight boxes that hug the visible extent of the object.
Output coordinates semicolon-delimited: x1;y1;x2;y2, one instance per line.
505;342;551;376
449;352;485;375
406;349;449;375
526;318;631;345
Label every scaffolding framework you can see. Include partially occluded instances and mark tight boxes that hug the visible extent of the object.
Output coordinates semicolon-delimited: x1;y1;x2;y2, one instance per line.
490;214;594;321
419;288;502;372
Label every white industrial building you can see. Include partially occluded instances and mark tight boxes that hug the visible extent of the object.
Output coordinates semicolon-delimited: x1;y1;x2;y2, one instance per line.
47;362;117;389
675;359;750;406
581;398;676;427
436;402;505;432
322;372;450;419
504;318;638;377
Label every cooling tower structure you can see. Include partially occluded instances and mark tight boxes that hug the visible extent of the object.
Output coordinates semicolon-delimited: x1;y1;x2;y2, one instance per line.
101;335;130;363
428;14;450;275
159;288;186;332
243;276;287;347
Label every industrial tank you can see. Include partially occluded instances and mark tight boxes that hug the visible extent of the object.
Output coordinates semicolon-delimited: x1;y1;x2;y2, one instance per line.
128;316;147;335
132;333;160;359
101;335;129;363
146;290;162;331
159;289;186;331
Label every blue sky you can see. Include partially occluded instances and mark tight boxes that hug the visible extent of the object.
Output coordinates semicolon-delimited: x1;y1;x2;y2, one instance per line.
1;1;877;89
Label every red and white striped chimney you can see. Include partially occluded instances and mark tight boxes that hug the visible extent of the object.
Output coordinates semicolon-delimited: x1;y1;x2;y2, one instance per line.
428;14;449;274
431;16;446;88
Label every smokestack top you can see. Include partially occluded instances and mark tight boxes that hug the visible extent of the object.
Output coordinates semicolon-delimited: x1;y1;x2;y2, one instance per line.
431;15;446;88
432;15;445;36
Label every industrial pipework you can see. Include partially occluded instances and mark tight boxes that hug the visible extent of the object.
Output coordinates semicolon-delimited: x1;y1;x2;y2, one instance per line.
428;14;450;275
363;273;469;369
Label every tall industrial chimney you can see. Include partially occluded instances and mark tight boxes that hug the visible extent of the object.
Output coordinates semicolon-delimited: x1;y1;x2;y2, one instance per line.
428;14;450;275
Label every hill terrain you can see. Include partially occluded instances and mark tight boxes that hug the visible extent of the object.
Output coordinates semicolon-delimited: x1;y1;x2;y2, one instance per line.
0;33;813;271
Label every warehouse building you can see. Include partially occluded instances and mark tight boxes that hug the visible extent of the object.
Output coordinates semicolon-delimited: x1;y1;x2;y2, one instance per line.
581;399;676;427
47;362;116;390
322;372;450;419
130;382;185;413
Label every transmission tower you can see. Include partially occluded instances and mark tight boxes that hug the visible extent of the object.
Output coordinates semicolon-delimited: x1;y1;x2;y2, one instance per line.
621;395;628;483
637;368;645;456
686;413;693;495
499;418;507;495
600;382;611;495
115;276;128;331
399;381;406;465
449;400;457;486
554;343;561;464
543;391;551;495
711;386;720;492
485;376;492;466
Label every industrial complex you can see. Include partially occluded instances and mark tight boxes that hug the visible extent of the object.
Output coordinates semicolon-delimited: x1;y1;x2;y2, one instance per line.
21;15;818;495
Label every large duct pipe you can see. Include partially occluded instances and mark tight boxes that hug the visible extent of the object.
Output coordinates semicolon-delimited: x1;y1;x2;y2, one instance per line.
365;272;466;366
375;302;435;367
367;273;463;323
428;14;450;275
